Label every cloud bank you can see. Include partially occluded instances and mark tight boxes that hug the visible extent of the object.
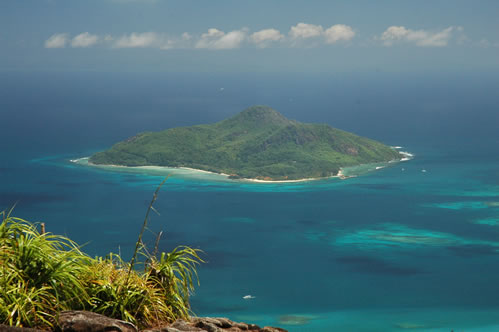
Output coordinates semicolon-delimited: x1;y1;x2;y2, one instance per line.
380;26;459;47
288;23;355;46
44;23;468;50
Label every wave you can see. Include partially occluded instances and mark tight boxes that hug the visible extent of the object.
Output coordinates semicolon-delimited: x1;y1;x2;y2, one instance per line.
399;151;414;162
70;157;90;163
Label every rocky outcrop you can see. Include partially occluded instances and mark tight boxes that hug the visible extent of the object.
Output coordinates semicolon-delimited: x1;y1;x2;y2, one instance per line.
144;317;287;332
57;311;138;332
0;312;287;332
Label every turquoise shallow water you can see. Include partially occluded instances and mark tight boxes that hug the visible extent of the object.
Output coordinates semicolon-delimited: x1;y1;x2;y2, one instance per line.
2;71;499;331
2;143;498;331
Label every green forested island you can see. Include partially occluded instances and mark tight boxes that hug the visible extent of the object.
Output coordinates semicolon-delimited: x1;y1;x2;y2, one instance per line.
90;106;402;180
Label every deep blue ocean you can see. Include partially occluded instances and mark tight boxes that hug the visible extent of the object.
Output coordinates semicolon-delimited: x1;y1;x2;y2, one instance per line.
1;71;499;331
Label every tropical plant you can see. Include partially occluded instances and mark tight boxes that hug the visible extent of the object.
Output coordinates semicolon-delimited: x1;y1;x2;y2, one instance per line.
0;178;204;329
147;246;203;319
82;253;175;326
0;209;90;327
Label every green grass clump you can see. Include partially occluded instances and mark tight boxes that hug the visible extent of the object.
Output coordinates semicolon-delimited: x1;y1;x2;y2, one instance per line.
83;248;202;327
0;193;203;329
0;210;89;327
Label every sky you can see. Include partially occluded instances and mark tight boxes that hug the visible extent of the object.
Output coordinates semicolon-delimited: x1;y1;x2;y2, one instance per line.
1;0;498;73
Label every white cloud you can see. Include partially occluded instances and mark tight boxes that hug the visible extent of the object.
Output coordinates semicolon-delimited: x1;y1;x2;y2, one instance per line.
201;28;225;40
416;27;454;47
113;32;160;48
196;28;247;49
45;33;69;48
289;23;323;39
289;23;354;46
381;26;409;44
250;28;284;47
113;32;179;49
195;28;223;48
380;26;456;47
71;32;99;48
324;24;355;44
215;30;247;49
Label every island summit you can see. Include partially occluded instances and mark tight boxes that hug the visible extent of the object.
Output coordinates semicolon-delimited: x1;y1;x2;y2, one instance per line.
90;106;403;181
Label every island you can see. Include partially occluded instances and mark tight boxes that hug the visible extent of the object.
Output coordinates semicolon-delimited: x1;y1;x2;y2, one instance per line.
90;105;403;181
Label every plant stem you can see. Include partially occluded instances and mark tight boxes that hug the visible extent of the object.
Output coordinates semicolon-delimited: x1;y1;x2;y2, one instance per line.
125;176;169;286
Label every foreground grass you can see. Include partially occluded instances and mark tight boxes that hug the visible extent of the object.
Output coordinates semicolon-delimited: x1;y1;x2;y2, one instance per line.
0;206;203;329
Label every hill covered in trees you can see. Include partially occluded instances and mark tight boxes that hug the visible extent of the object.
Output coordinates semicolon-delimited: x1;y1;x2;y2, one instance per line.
90;106;402;180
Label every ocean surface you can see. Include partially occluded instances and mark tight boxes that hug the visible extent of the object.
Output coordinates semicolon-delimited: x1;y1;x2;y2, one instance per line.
1;71;499;331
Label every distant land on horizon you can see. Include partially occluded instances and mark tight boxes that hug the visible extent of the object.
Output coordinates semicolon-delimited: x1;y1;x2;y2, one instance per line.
90;105;403;181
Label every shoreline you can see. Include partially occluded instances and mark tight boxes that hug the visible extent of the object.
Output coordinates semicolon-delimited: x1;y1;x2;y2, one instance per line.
241;170;344;183
72;150;413;183
73;158;346;183
85;158;233;177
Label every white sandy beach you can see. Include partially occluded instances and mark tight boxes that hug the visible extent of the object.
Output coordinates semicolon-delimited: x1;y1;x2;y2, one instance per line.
76;158;232;180
241;172;343;183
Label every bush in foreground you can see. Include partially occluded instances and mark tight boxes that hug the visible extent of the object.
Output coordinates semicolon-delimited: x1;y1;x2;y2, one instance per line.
0;208;203;329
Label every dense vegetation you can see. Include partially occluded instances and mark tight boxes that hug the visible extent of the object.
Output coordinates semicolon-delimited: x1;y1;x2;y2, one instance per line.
90;106;402;180
0;197;203;329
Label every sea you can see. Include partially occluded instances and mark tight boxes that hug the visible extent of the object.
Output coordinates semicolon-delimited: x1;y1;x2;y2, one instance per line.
1;70;499;332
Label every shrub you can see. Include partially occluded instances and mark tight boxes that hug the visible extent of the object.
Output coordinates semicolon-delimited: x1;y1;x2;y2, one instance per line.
0;210;89;327
0;179;203;329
